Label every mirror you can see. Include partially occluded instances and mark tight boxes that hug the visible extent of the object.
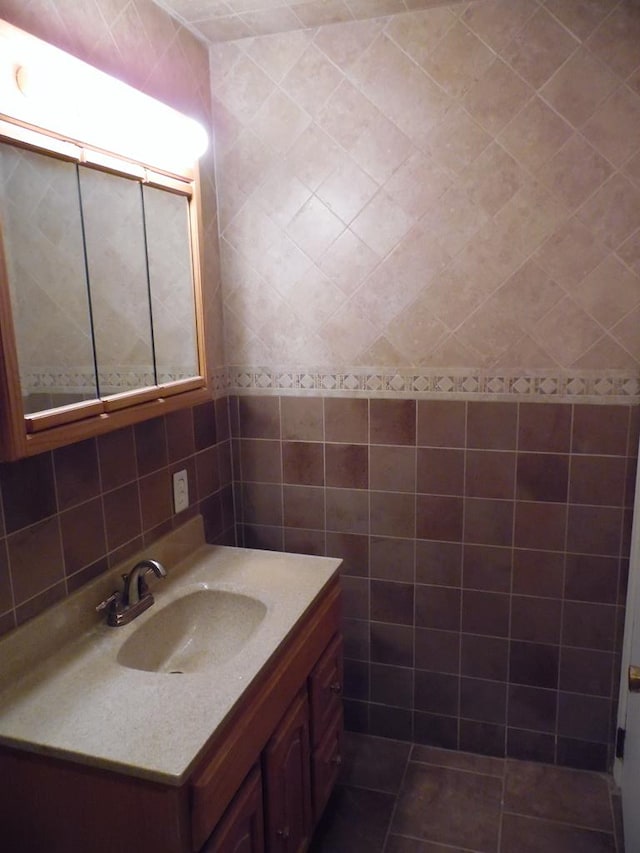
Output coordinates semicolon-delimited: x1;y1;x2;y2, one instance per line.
0;142;98;413
143;184;199;384
78;165;155;396
0;137;202;416
0;133;208;460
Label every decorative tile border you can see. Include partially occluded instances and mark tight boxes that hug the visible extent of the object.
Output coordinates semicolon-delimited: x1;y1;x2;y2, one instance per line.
211;367;229;396
227;366;640;403
22;367;207;396
20;366;640;403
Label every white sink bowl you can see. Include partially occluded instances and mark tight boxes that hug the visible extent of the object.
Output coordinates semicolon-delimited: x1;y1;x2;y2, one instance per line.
116;589;267;674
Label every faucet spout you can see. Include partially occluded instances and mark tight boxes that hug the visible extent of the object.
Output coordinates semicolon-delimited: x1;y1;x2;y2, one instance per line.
124;559;167;606
97;558;167;626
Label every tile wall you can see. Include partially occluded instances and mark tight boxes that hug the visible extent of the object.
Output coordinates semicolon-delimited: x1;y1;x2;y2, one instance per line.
159;0;483;44
212;0;640;378
0;399;235;636
232;394;639;771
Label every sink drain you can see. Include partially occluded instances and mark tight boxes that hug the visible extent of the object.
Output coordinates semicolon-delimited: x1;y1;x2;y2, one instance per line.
168;670;184;674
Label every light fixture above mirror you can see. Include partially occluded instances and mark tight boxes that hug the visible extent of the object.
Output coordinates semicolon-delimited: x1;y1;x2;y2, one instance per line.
0;20;208;175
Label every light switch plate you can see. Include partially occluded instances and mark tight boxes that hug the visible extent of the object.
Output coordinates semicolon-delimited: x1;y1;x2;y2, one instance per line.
173;469;189;513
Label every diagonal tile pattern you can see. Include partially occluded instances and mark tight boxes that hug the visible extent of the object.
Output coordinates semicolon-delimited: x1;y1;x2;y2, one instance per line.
157;0;472;43
204;0;640;373
310;732;624;853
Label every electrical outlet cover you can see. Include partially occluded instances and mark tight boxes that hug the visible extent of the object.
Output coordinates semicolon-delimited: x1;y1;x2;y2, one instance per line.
173;469;189;513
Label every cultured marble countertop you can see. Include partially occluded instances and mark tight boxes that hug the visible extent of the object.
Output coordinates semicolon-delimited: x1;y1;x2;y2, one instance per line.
0;517;341;786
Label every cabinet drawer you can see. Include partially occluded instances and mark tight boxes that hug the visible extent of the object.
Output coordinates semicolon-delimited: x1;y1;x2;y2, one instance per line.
311;710;343;823
201;765;264;853
309;634;343;747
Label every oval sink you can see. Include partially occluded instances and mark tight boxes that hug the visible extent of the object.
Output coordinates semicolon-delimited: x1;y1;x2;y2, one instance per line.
117;589;267;674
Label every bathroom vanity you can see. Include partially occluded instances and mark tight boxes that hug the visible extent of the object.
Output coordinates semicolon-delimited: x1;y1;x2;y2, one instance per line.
0;518;343;852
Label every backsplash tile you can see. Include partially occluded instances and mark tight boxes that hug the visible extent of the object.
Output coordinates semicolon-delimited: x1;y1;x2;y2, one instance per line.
97;428;138;492
0;404;235;637
194;400;218;450
60;499;107;577
233;393;637;771
134;417;169;476
53;441;101;510
0;454;57;535
7;518;64;607
103;482;144;552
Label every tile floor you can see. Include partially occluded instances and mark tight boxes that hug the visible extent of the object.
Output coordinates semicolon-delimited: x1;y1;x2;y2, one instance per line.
310;733;625;853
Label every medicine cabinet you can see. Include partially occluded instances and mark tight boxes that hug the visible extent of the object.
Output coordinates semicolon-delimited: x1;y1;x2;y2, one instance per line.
0;21;210;461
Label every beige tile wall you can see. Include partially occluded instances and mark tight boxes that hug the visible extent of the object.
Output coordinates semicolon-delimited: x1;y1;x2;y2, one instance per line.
211;0;640;376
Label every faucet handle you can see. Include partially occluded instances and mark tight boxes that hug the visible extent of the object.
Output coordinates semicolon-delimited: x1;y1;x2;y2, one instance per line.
96;591;122;613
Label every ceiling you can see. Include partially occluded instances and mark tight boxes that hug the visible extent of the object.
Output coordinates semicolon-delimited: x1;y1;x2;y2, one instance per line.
153;0;468;44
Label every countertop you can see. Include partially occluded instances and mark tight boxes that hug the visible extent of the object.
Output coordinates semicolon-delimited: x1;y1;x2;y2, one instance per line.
0;517;341;785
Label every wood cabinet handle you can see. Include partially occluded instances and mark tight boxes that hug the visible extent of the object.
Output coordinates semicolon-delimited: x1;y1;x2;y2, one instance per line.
276;827;290;840
330;681;342;694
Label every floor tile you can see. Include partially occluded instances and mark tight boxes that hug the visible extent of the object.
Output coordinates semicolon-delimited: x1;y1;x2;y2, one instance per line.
501;813;616;852
310;785;396;853
391;762;502;852
411;744;505;778
504;760;613;831
309;735;620;853
386;835;472;852
340;731;411;793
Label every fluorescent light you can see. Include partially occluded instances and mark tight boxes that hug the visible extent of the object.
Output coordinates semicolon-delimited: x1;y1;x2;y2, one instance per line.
0;20;208;174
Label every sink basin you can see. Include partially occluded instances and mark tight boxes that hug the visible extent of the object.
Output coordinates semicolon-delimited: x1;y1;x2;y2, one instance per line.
116;589;267;674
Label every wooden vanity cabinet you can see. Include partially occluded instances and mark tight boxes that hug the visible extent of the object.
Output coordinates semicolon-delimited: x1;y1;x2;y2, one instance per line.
0;578;342;853
204;629;344;853
190;577;342;852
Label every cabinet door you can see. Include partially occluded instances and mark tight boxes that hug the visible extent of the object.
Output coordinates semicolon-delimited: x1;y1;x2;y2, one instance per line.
263;690;312;853
312;710;343;823
309;634;343;747
202;765;265;853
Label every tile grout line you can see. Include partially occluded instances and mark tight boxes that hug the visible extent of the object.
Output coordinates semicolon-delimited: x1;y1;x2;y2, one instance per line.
498;747;507;853
334;731;620;852
380;743;412;853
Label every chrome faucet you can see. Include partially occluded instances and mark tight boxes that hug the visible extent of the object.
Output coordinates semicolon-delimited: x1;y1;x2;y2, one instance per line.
123;559;167;605
97;559;167;626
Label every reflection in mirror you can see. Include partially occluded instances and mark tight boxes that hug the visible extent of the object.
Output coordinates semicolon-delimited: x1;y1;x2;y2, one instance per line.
143;185;198;383
0;142;97;413
78;167;154;395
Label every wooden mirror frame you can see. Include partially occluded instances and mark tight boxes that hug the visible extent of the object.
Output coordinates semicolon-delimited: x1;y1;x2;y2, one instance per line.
0;118;210;462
